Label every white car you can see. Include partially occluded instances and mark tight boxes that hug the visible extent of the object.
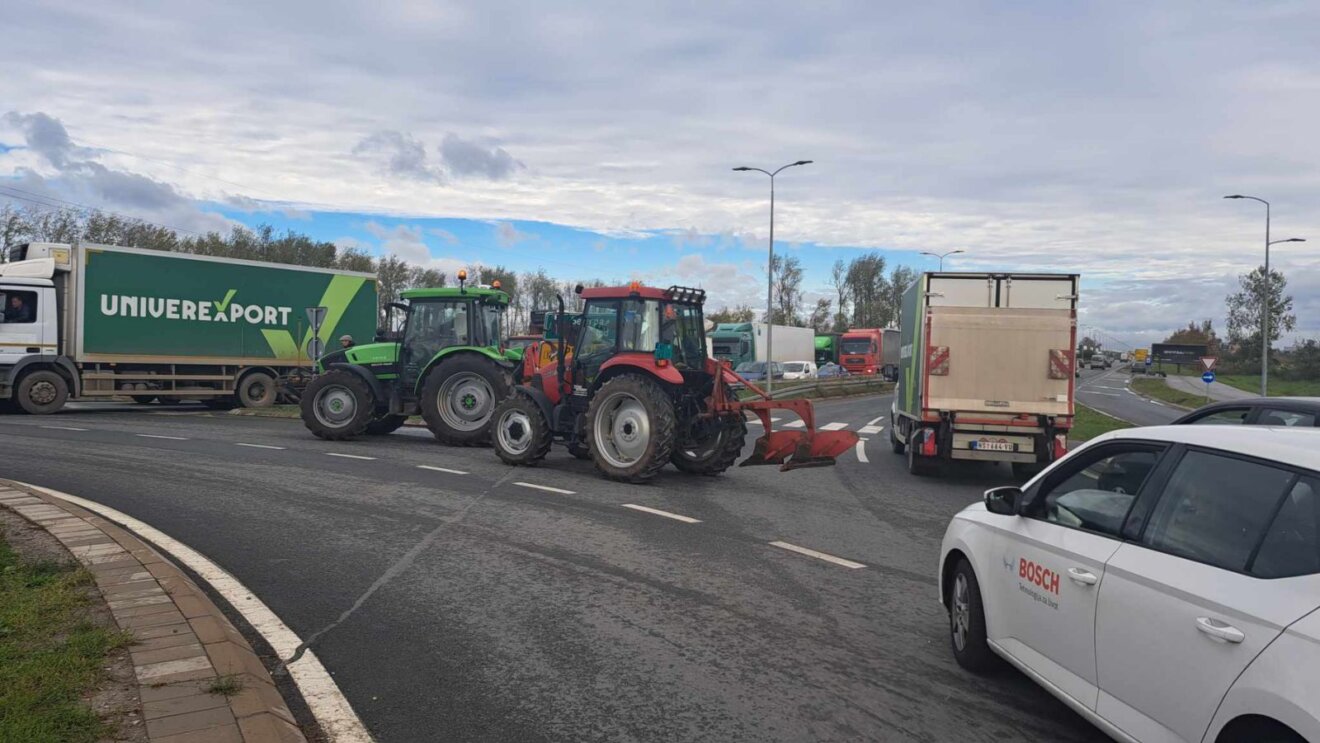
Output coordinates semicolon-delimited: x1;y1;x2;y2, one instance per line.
780;360;817;380
939;426;1320;743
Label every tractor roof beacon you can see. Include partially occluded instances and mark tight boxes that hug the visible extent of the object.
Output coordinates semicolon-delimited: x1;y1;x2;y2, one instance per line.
490;282;860;483
300;271;521;444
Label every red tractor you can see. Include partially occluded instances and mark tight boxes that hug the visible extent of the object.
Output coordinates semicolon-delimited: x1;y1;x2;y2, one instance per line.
489;282;858;482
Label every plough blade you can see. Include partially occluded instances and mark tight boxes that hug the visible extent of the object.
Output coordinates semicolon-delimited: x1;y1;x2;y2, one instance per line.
740;429;860;470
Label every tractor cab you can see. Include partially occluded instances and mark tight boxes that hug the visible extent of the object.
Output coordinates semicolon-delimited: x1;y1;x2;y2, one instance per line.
300;272;520;445
493;282;859;483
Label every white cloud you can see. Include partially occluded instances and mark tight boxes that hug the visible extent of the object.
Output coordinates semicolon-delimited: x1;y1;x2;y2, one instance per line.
493;221;534;247
364;221;430;263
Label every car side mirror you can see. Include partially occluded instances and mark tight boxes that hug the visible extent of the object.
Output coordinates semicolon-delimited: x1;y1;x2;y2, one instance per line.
984;486;1023;516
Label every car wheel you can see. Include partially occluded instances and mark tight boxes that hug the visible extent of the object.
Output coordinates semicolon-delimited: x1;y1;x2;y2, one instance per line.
949;559;998;672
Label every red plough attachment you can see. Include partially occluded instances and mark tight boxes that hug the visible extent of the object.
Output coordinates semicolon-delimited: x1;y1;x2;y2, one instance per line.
710;364;860;471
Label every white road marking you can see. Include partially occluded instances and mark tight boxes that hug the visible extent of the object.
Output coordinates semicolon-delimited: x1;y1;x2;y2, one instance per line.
768;541;867;569
866;415;886;426
783;420;807;429
236;443;286;450
621;504;701;524
1086;392;1120;397
1150;400;1165;406
326;452;375;460
744;417;782;426
515;482;575;495
854;441;870;463
821;422;849;431
418;465;468;475
41;425;88;431
136;434;188;440
859;425;883;434
21;483;372;742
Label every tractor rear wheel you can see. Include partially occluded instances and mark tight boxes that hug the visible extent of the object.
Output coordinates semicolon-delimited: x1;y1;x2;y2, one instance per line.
491;393;552;466
301;370;375;440
586;374;676;483
421;355;511;446
671;413;747;476
365;413;408;435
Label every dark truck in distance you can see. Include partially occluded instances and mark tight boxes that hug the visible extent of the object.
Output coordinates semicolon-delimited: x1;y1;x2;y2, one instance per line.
0;242;377;414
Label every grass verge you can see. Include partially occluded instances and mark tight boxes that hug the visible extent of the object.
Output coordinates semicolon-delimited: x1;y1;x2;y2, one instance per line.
1072;404;1131;441
1214;374;1320;397
0;533;133;743
1130;377;1205;409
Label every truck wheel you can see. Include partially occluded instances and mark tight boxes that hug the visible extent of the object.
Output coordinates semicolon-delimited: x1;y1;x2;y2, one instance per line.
671;413;747;475
16;370;69;415
421;355;510;446
949;559;998;672
586;374;676;483
365;414;408;435
889;422;906;454
301;370;375;439
237;372;277;408
491;394;552;466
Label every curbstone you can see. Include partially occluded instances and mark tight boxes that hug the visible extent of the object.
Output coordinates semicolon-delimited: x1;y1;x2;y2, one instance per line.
0;481;307;743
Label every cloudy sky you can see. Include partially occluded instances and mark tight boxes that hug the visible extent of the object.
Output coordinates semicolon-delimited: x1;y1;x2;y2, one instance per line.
2;0;1319;348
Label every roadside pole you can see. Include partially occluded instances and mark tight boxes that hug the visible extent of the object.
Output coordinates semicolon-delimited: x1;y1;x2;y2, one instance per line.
1200;356;1218;404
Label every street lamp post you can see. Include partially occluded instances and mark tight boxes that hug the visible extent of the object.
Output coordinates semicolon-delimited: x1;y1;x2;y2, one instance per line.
1224;194;1306;396
920;249;965;271
734;160;812;396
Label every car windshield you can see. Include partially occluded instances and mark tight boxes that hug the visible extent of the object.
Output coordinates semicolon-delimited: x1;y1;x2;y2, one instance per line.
841;339;871;354
784;362;805;372
739;362;767;373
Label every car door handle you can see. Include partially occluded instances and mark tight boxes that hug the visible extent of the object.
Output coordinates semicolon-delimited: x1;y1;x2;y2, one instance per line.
1196;617;1245;644
1067;567;1098;585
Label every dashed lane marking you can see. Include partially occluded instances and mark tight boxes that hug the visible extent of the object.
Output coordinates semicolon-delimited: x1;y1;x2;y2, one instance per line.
821;422;849;431
866;415;886;426
783;420;807;429
621;504;701;524
515;482;575;495
326;452;376;460
136;434;188;441
745;417;782;426
1086;392;1120;397
418;465;468;475
236;442;286;450
1150;400;1165;406
768;541;867;569
855;441;870;464
41;425;88;431
859;425;883;434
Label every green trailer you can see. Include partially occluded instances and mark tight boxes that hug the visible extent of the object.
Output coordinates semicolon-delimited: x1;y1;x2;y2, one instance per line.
0;242;377;414
300;276;522;443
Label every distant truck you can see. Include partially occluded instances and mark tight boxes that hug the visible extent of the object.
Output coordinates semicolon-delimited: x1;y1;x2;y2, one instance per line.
839;328;893;378
814;333;840;366
709;322;815;368
0;242;378;414
890;272;1078;478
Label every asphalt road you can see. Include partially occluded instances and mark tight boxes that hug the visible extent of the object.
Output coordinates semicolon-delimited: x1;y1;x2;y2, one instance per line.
1075;366;1182;426
0;396;1108;742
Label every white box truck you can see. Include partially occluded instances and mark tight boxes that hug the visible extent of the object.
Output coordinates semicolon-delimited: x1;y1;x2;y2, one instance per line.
890;272;1078;479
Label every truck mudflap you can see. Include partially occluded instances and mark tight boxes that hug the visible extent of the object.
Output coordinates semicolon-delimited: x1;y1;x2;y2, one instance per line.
712;363;859;470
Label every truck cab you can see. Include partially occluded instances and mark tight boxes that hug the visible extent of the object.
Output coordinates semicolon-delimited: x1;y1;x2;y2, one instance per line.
709;323;754;367
839;328;883;376
0;255;79;413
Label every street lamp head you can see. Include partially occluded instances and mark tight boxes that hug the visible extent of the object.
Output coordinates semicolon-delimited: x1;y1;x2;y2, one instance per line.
1224;194;1245;199
1285;238;1306;243
732;167;753;172
951;249;966;256
793;160;813;166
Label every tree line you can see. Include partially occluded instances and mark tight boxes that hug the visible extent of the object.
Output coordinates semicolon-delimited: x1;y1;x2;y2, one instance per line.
708;251;916;334
0;203;618;333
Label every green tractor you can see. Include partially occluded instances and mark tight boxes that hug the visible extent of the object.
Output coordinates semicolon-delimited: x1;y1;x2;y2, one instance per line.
300;275;518;444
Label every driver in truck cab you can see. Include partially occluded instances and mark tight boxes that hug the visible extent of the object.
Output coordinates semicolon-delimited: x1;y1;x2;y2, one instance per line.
4;294;33;323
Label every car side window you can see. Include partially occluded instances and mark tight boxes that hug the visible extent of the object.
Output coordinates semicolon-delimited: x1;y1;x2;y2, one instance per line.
1026;446;1161;537
1187;408;1250;425
1257;408;1317;428
1252;478;1320;579
1142;451;1295;571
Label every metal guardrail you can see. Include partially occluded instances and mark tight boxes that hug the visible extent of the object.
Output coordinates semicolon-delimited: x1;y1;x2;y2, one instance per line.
739;376;895;400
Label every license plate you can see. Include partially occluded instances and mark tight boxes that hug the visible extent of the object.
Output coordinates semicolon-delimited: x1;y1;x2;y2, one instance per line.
974;440;1016;452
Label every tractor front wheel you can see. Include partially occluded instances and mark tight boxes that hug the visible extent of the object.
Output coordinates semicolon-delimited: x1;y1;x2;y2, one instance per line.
301;370;375;440
421;355;511;446
671;413;747;476
491;394;552;466
586;375;676;483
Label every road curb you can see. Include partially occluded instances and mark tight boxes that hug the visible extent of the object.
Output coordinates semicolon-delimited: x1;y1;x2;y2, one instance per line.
0;481;306;743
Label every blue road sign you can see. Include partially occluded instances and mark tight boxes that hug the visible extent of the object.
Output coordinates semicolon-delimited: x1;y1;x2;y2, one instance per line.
1145;357;1153;367
1202;371;1216;384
